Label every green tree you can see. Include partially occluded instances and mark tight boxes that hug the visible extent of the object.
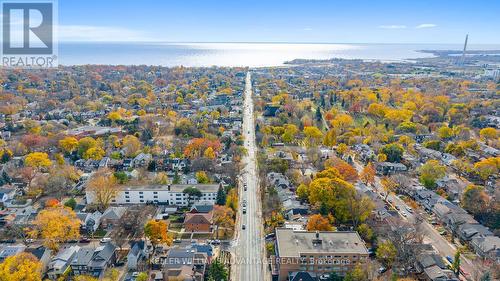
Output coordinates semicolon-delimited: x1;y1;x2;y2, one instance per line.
345;264;368;281
216;185;227;205
376;240;397;268
64;198;77;210
113;171;129;184
418;160;446;189
183;187;202;205
207;259;228;281
381;143;404;163
452;250;461;275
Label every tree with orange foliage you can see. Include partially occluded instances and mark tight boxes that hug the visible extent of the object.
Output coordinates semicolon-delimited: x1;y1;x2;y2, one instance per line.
306;214;334;231
45;198;60;208
360;162;375;186
331;158;358;183
184;138;221;159
213;205;235;239
144;219;172;258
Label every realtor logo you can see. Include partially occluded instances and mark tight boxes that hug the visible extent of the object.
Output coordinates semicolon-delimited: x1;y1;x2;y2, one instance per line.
1;1;57;68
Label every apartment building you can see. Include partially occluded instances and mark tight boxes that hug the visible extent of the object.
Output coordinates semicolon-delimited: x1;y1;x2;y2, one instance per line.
272;228;369;281
85;184;219;206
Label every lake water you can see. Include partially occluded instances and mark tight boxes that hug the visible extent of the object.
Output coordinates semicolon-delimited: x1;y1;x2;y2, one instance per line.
58;42;500;67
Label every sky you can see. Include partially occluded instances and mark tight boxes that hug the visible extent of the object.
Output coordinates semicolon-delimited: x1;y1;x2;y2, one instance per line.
56;0;500;44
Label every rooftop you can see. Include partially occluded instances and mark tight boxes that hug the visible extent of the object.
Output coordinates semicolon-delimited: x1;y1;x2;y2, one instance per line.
121;184;219;193
275;228;368;257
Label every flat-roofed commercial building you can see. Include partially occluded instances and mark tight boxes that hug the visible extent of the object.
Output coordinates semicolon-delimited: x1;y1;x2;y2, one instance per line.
85;184;219;206
272;228;369;281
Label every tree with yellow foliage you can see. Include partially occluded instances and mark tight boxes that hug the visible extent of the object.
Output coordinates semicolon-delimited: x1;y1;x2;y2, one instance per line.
25;152;52;170
331;113;353;133
0;252;42;281
29;206;80;250
225;188;239;213
303;126;323;147
474;157;499;184
144;219;172;255
87;169;118;212
381;176;398;201
122;135;142;157
203;147;216;159
107;111;122;122
83;146;106;160
59;136;78;154
479;127;497;144
213;205;235;239
195;171;210;184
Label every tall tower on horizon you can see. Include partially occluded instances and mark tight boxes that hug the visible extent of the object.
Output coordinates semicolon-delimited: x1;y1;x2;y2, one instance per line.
461;34;469;64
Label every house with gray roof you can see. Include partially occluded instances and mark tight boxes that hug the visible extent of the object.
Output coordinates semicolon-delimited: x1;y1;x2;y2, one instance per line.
70;243;116;278
47;245;80;280
127;240;147;270
471;236;500;262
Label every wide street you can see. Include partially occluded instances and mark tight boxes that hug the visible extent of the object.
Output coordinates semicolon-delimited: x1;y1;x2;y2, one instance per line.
231;72;267;281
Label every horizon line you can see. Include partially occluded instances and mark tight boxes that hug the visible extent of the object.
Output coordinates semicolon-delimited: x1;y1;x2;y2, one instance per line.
52;40;500;45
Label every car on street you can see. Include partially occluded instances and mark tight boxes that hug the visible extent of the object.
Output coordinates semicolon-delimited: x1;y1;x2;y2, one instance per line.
242;224;246;230
378;266;387;274
395;205;401;210
265;233;275;239
401;212;408;217
79;238;91;243
445;255;453;264
406;206;413;213
100;237;111;244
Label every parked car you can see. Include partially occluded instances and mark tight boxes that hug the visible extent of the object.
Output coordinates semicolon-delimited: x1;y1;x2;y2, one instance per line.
79;238;91;243
445;255;453;264
406;206;413;213
265;233;275;239
100;237;111;244
242;224;246;230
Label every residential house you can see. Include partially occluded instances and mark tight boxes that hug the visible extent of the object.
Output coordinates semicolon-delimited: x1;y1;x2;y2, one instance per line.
0;187;16;204
77;211;102;232
162;248;208;281
100;206;127;228
374;162;407;176
184;212;213;233
190;202;214;214
414;253;458;281
71;243;117;278
47;246;80;280
133;153;152;167
0;244;26;261
25;245;52;274
470;236;500;262
127;240;147;270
